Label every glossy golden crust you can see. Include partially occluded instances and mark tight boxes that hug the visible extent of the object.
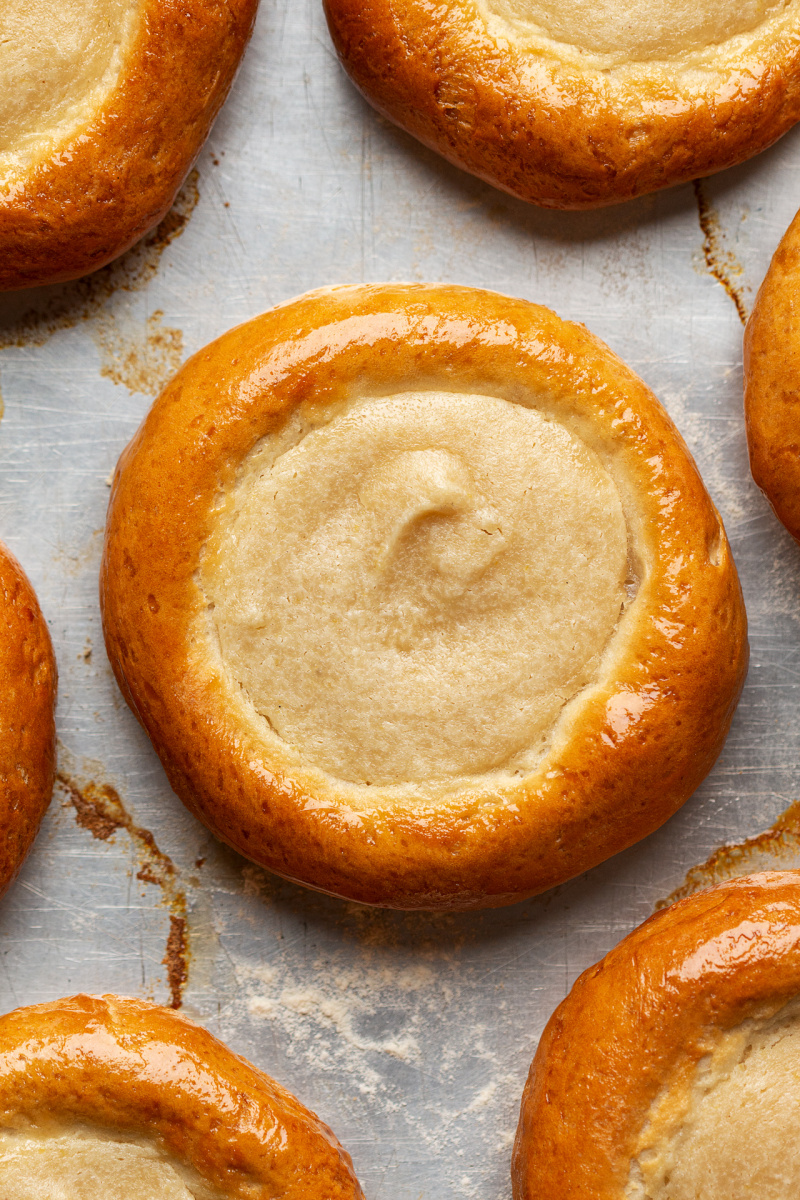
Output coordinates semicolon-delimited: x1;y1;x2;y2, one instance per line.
0;544;56;897
324;0;800;209
101;283;748;911
0;994;362;1200
512;871;800;1199
0;0;258;292
744;207;800;541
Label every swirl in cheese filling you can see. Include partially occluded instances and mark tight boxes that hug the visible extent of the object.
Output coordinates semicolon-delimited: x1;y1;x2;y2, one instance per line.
203;389;629;786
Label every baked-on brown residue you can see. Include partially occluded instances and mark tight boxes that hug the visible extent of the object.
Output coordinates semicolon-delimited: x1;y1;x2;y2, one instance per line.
95;308;184;395
163;915;189;1010
656;800;800;909
693;179;748;325
0;170;198;380
56;773;125;841
55;771;189;1008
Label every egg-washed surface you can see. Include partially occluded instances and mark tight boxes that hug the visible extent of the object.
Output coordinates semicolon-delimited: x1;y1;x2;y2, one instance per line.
0;1122;223;1200
0;0;794;1192
202;390;629;786
0;0;142;169
627;998;800;1198
478;0;794;65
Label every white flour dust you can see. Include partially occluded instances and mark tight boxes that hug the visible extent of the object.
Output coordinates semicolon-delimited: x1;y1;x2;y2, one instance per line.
205;865;531;1200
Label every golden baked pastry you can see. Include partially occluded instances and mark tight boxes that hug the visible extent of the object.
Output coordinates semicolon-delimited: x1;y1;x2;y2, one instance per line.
324;0;800;209
101;283;748;911
0;542;56;896
0;993;362;1200
744;207;800;540
513;871;800;1200
0;0;258;291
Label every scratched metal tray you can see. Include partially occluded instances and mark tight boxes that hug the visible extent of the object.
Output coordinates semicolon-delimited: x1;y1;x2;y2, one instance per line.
1;3;800;1197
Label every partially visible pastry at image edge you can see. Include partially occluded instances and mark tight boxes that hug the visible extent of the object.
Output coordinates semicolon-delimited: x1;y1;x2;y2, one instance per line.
101;283;748;911
324;0;800;209
0;542;56;896
513;871;800;1200
0;993;363;1200
745;206;800;540
0;0;259;291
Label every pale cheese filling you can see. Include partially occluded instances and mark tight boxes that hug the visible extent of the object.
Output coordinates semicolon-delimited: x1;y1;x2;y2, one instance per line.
203;390;629;787
478;0;795;66
0;0;142;168
628;999;800;1199
0;1123;223;1200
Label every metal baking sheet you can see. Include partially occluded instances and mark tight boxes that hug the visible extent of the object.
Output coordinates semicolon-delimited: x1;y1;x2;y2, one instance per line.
2;3;800;1196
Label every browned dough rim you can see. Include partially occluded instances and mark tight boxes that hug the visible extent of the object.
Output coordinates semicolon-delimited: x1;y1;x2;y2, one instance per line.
745;205;800;541
0;542;56;897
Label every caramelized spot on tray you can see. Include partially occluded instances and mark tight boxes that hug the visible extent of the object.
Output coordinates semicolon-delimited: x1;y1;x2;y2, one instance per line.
56;770;190;1008
693;179;748;325
163;915;189;1010
56;773;124;841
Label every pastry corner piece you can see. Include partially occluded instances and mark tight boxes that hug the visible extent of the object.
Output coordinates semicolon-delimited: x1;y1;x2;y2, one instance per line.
0;542;56;897
745;206;800;541
101;283;748;911
324;0;800;209
512;870;800;1199
0;0;259;291
0;993;363;1200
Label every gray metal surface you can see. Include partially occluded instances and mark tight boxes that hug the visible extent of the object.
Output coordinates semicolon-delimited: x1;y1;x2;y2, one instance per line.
1;3;800;1196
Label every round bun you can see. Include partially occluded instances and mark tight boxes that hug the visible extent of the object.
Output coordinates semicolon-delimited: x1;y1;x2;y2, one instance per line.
513;871;800;1199
0;993;362;1199
0;543;56;897
101;283;747;911
0;0;258;291
744;207;800;540
324;0;800;209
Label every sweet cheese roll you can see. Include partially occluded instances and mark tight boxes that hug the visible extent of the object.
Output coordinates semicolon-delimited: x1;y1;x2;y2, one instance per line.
101;283;747;910
514;872;800;1200
325;0;800;208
